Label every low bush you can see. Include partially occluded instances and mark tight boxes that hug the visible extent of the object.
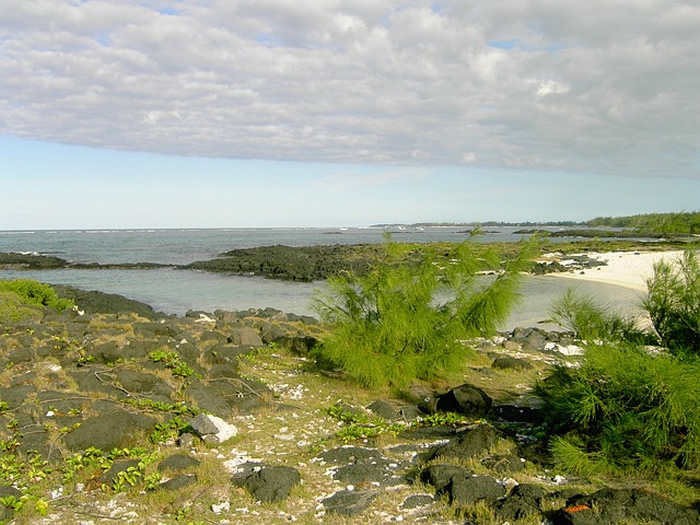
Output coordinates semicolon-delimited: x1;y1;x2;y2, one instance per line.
549;288;645;343
0;279;74;313
644;250;700;355
0;291;43;323
541;250;700;478
312;235;535;388
536;344;700;473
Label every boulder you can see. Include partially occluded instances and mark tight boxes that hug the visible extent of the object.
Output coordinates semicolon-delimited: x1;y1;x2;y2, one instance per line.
116;370;174;400
184;381;232;417
228;327;263;347
189;413;238;444
204;344;253;365
491;357;534;370
64;409;156;451
400;494;434;510
494;484;548;521
158;454;201;473
421;465;504;505
435;384;492;417
232;465;300;503
448;475;506;505
206;377;272;414
481;454;525;473
0;485;22;522
559;488;699;525
98;459;140;486
420;464;472;492
0;385;37;409
322;489;377;516
430;424;498;460
319;446;405;486
161;474;197;491
132;322;178;339
511;327;548;350
69;369;125;397
208;363;239;379
366;400;399;420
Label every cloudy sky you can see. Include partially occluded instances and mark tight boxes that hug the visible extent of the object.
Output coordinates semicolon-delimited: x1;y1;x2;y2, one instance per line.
1;0;699;228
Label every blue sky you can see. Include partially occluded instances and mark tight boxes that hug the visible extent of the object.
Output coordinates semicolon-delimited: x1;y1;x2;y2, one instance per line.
1;1;698;229
2;136;698;229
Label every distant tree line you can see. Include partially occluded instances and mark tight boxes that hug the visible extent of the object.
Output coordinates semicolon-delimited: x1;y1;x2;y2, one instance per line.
586;211;700;234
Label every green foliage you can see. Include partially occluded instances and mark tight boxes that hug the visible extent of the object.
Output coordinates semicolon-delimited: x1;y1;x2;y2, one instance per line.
326;404;405;443
0;291;43;323
62;446;110;483
62;446;159;493
313;236;534;388
587;211;700;234
644;250;700;355
150;417;192;444
0;495;24;512
326;404;483;444
0;279;74;312
149;350;196;378
418;411;472;427
549;289;645;343
144;471;162;491
536;344;700;474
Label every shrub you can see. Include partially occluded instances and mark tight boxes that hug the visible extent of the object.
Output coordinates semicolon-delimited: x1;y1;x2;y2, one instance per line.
0;279;74;313
549;289;645;344
644;250;700;355
536;344;700;473
0;291;43;323
312;236;534;388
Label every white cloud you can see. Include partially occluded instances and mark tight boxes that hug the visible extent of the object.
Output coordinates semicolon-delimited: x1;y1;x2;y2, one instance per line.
316;168;429;191
0;0;698;177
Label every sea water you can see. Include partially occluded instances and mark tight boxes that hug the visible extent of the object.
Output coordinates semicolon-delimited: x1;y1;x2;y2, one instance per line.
0;227;645;328
0;226;609;265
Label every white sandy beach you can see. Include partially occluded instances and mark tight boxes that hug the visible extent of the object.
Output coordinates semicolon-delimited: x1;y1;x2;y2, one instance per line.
545;250;688;291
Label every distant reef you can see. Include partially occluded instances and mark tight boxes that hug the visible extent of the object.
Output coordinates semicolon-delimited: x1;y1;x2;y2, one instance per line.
183;244;386;282
3;230;696;283
369;221;582;227
0;252;170;271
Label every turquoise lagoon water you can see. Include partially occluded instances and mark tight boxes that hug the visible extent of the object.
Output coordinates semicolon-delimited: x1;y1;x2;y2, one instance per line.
0;227;645;329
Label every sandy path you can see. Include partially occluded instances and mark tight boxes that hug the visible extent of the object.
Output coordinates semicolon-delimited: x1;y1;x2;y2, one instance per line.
545;250;687;291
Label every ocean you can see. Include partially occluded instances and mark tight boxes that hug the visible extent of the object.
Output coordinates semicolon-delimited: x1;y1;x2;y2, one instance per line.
0;227;645;328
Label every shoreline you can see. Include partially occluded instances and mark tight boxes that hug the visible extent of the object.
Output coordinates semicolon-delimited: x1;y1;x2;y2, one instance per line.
544;249;687;292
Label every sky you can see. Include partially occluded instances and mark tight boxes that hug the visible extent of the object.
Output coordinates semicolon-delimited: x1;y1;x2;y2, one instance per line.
1;0;699;229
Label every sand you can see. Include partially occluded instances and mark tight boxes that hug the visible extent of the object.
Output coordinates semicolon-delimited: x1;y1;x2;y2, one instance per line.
545;250;687;291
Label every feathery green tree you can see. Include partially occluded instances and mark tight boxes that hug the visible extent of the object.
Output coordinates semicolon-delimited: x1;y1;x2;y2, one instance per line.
312;235;535;388
538;249;700;476
644;250;700;355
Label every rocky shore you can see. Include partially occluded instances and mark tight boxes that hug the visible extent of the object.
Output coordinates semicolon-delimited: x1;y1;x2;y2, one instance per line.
2;244;604;283
0;289;697;524
0;252;170;272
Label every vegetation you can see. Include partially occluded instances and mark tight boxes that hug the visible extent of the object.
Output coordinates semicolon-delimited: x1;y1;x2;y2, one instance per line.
312;235;535;388
537;344;700;473
0;279;74;311
149;349;198;378
0;279;74;322
538;249;700;479
587;211;700;234
644;250;700;355
549;289;645;344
